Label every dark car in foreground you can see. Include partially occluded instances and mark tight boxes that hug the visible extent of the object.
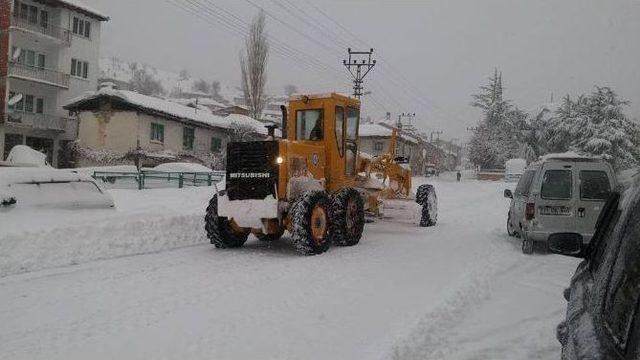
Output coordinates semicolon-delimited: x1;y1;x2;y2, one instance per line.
552;175;640;359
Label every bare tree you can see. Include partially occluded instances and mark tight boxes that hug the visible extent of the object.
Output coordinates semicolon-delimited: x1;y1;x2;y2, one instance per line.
240;11;269;120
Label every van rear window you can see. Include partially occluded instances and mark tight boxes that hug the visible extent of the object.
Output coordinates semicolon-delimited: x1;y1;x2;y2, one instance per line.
580;171;610;200
541;170;572;199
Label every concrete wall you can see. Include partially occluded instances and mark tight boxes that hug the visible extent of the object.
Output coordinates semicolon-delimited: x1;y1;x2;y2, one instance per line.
77;109;230;162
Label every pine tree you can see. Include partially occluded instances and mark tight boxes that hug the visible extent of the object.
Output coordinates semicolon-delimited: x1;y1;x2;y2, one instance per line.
544;87;640;170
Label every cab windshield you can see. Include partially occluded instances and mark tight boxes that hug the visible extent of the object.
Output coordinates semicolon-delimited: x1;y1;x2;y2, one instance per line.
296;109;323;141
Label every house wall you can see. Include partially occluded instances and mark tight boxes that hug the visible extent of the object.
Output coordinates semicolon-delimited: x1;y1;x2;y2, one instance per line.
77;109;230;165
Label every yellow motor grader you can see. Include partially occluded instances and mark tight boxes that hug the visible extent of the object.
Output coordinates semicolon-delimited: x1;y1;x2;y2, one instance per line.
205;93;437;255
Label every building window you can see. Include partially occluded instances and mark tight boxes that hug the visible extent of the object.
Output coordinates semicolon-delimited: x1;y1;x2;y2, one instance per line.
40;10;48;28
37;54;45;68
28;5;37;24
210;137;222;153
374;141;384;151
24;95;34;113
36;98;44;114
72;17;91;39
150;123;164;143
71;59;89;79
25;50;35;67
183;127;195;150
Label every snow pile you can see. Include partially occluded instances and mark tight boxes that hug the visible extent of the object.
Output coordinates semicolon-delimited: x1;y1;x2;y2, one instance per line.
0;187;215;277
2;145;49;167
0;167;114;210
152;162;213;173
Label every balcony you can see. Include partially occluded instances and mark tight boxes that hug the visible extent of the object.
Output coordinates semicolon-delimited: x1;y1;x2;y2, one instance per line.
3;112;71;133
10;13;71;46
9;62;70;89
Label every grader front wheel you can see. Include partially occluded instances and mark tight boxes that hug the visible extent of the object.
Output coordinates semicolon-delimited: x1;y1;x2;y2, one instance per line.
290;191;333;255
205;195;250;248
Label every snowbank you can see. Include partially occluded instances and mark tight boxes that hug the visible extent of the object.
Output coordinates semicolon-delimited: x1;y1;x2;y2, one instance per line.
2;145;49;167
152;162;212;173
0;187;215;277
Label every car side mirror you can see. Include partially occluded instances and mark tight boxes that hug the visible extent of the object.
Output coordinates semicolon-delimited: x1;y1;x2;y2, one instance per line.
504;189;513;199
548;233;585;258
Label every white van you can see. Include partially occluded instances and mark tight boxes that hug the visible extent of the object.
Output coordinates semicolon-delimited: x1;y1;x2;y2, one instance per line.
504;154;616;254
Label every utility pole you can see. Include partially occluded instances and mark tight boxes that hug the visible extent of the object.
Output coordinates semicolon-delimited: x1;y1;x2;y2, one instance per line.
343;48;376;99
396;112;415;129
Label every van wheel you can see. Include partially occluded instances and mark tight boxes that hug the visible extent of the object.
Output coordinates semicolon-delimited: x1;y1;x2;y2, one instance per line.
205;195;249;248
522;238;534;254
507;212;517;237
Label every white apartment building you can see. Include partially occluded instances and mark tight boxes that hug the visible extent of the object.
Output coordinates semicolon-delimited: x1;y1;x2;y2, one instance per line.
0;0;108;167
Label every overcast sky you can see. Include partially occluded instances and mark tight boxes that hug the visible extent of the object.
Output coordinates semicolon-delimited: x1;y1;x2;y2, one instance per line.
85;0;640;141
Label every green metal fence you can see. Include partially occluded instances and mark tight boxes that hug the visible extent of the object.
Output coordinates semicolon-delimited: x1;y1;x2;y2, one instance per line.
92;170;225;190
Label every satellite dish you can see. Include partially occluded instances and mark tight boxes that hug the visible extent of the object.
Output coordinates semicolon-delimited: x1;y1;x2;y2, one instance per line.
8;93;23;106
11;47;21;61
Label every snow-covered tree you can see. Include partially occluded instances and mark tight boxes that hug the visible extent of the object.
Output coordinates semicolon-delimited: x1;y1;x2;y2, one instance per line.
193;79;211;94
129;64;164;96
240;11;269;120
468;69;525;168
545;87;640;170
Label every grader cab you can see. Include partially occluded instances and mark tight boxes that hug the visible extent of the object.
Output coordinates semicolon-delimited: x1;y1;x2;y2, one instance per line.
205;93;437;255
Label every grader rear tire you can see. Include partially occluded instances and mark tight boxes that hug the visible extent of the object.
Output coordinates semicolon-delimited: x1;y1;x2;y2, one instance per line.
205;195;249;248
290;191;332;255
330;188;365;246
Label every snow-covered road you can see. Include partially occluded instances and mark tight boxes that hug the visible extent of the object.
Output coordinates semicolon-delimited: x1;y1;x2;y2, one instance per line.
0;177;579;360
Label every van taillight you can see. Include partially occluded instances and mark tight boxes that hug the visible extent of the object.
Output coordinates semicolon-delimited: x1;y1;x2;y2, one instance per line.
526;203;535;220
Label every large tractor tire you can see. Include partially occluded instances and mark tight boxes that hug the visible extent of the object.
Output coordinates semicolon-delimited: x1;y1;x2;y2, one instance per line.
205;194;249;248
290;190;333;255
416;184;438;227
330;188;365;246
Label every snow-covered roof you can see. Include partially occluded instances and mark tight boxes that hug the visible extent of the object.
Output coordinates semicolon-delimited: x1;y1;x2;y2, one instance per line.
57;0;109;21
359;124;419;144
539;151;602;161
64;87;271;135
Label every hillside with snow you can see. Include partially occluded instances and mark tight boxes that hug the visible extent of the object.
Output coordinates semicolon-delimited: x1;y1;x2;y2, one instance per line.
99;57;242;103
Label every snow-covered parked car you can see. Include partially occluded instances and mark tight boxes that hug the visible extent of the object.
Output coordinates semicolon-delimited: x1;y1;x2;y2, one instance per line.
553;171;640;359
0;168;115;210
504;153;616;254
0;145;50;168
